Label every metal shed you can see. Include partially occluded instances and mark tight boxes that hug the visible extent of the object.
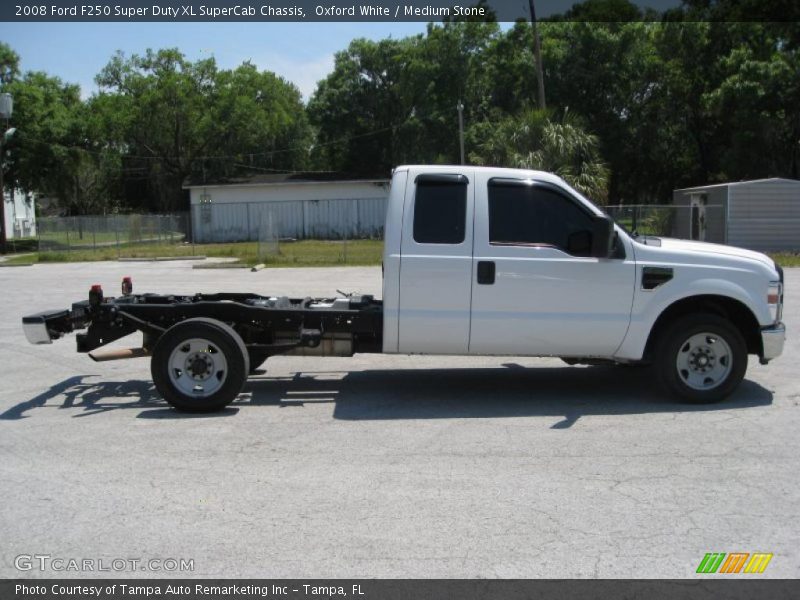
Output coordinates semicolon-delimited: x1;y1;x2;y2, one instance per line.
2;188;37;239
672;178;800;252
184;173;390;243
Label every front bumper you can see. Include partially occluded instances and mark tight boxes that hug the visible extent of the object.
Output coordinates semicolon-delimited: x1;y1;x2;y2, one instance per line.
760;322;786;363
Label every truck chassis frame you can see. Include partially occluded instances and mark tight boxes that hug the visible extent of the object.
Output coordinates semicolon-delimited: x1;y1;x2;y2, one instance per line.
24;287;384;361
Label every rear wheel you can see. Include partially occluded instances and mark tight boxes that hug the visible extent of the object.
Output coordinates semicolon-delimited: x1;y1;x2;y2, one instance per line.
151;318;249;412
655;313;747;403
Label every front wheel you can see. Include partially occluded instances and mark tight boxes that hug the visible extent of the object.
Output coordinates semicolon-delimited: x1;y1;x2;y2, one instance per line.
655;313;747;403
151;318;250;412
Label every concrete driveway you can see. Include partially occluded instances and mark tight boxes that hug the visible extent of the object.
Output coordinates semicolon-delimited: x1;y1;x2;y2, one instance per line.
0;261;797;578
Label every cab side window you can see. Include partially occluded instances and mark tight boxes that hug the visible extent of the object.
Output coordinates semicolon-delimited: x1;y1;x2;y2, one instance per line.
488;180;594;256
413;175;467;244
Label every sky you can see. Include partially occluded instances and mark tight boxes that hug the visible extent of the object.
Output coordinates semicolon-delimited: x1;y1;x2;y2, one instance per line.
0;22;431;100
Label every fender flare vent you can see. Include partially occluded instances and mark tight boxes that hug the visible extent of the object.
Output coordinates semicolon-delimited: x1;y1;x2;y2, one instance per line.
642;266;673;290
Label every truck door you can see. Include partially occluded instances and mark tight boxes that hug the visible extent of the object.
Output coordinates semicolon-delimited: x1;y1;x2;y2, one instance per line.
468;174;635;357
398;169;475;354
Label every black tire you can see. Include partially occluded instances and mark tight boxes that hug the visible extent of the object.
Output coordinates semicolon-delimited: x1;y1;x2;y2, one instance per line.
655;313;747;404
151;318;250;412
248;350;270;373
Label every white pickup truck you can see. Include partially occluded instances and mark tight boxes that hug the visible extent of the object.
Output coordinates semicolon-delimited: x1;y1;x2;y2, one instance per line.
23;165;785;411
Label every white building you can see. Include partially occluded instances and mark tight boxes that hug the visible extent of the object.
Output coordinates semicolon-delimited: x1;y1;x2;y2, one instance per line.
184;173;391;243
3;188;36;239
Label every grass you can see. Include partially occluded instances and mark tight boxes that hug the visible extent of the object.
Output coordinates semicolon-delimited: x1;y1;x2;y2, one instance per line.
1;238;39;254
770;253;800;268
37;231;185;248
5;238;797;269
2;239;384;268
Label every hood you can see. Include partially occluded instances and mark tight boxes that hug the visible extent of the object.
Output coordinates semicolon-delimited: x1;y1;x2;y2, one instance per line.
645;237;775;269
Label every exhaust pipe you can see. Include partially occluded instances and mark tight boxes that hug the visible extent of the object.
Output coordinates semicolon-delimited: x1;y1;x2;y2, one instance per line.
89;347;150;362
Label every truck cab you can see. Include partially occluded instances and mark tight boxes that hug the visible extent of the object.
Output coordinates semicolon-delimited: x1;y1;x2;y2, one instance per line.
382;165;785;402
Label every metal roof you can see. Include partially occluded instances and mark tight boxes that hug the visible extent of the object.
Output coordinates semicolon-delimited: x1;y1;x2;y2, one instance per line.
675;177;800;193
183;172;389;189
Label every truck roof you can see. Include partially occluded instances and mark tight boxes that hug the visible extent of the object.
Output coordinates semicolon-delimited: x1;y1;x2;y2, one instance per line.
393;165;566;185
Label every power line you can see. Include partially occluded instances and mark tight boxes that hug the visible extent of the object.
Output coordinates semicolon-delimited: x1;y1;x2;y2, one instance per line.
14;116;411;164
231;163;337;174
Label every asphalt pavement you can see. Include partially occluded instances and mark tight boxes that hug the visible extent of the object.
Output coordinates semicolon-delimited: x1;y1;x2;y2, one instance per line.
1;260;797;578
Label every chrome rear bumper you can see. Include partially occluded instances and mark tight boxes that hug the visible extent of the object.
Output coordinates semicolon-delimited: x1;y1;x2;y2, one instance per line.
21;309;72;345
23;320;53;344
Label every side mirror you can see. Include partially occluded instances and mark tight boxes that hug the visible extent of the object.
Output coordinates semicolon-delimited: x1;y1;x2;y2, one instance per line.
566;229;592;256
591;215;614;258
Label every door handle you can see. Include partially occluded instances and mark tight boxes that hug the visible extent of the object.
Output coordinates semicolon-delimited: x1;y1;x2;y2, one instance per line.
477;261;495;285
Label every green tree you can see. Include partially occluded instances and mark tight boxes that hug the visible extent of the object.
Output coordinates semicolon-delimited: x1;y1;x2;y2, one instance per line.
94;49;311;211
308;21;500;174
706;24;800;179
556;0;646;21
676;0;800;22
3;70;85;209
207;61;311;176
538;21;664;201
0;42;20;85
307;37;419;175
470;109;610;202
400;20;500;162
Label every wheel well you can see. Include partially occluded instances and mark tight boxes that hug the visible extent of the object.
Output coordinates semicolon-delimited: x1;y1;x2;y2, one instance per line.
643;295;762;360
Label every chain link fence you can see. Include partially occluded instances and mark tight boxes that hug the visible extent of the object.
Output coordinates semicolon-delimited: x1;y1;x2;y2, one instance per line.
605;204;725;243
256;208;280;263
14;202;734;263
35;213;193;258
247;204;377;266
192;198;386;266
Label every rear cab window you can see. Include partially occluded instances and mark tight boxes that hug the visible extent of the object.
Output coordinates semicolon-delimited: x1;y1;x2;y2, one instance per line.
413;174;468;244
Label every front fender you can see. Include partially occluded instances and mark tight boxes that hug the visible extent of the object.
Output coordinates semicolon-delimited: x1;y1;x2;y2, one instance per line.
614;276;768;361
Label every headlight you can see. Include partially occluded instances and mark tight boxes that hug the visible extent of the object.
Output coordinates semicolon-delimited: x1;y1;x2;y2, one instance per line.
768;281;783;322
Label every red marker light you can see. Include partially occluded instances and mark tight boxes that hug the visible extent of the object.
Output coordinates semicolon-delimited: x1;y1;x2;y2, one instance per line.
89;284;104;307
122;276;133;296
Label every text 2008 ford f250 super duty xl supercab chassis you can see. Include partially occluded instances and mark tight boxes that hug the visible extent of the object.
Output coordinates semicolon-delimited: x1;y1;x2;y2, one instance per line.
22;165;785;411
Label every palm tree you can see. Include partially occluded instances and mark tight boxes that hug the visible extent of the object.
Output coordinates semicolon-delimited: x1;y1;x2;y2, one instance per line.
470;108;610;202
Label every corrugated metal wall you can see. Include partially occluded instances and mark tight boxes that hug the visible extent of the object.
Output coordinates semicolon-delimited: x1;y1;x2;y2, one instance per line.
192;197;388;243
728;180;800;251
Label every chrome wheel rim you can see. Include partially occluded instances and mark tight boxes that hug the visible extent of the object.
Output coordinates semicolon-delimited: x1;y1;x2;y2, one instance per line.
168;338;228;397
675;332;733;391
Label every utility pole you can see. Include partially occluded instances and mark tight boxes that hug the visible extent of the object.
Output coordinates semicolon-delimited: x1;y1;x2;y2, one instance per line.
0;141;4;255
528;0;546;110
457;100;465;165
0;92;13;255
